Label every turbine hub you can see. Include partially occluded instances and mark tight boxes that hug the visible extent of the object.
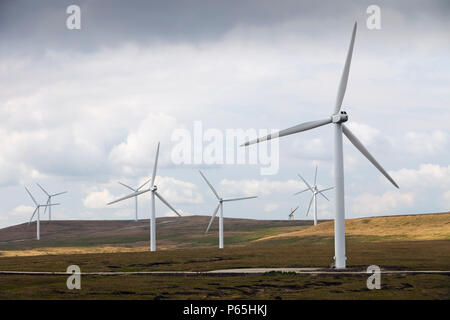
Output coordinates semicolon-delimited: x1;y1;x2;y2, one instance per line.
152;185;157;191
332;111;348;123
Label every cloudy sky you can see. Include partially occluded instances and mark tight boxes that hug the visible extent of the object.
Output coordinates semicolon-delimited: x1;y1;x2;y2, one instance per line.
1;0;449;228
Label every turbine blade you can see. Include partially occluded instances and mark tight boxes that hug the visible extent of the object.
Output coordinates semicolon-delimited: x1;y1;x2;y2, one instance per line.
293;188;309;196
150;142;160;187
25;187;38;206
154;191;181;217
118;182;136;192
137;178;152;191
318;191;330;201
306;195;314;216
222;196;257;202
297;174;314;193
199;170;220;200
205;203;220;233
29;207;38;223
36;183;50;196
342;124;399;188
319;187;334;193
292;206;299;214
51;191;68;197
314;165;318;186
241;118;332;146
334;22;357;114
108;189;150;205
43;198;50;216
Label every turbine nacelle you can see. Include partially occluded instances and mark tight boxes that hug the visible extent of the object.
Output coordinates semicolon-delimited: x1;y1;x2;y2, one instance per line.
332;111;348;123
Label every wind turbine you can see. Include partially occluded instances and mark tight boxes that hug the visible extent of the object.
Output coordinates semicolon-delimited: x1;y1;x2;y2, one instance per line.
36;183;67;222
289;206;299;220
241;22;399;269
295;165;333;226
117;179;151;221
199;170;257;249
108;142;181;252
25;187;59;240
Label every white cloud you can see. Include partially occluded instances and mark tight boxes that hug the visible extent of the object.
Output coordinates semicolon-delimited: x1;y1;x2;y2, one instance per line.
351;191;415;216
404;130;448;155
220;178;305;197
9;205;35;218
82;189;116;209
83;175;203;213
346;122;381;146
389;164;450;190
291;137;328;159
108;113;182;175
155;176;203;204
264;203;279;212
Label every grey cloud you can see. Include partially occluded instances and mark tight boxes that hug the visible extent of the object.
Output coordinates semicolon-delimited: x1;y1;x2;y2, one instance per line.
1;0;449;54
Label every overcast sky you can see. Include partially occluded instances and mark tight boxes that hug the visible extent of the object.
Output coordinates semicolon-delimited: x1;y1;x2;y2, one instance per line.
1;0;449;228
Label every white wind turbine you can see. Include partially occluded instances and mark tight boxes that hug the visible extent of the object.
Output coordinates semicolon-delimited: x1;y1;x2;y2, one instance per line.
108;142;181;252
295;165;333;226
36;183;67;222
25;187;59;240
117;179;151;221
242;22;399;269
199;170;257;249
289;206;299;220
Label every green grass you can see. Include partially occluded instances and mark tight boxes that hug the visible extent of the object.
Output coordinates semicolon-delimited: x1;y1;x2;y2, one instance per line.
0;273;448;300
0;240;449;299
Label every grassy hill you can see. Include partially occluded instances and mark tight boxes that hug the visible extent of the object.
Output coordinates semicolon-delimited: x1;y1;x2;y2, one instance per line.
255;212;450;244
0;216;310;256
0;212;448;257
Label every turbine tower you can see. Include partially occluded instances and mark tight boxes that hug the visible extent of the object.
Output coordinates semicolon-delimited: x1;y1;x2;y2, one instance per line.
108;142;181;252
294;166;333;226
117;178;151;221
289;206;299;220
36;183;67;222
199;170;257;249
241;22;399;269
25;187;59;240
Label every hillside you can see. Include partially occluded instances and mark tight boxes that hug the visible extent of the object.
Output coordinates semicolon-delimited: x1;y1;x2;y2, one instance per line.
255;212;450;243
0;212;449;257
0;216;310;256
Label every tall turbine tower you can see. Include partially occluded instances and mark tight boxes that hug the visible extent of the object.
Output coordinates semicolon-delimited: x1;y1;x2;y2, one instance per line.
199;170;257;249
108;143;181;251
242;22;399;269
295;166;333;226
